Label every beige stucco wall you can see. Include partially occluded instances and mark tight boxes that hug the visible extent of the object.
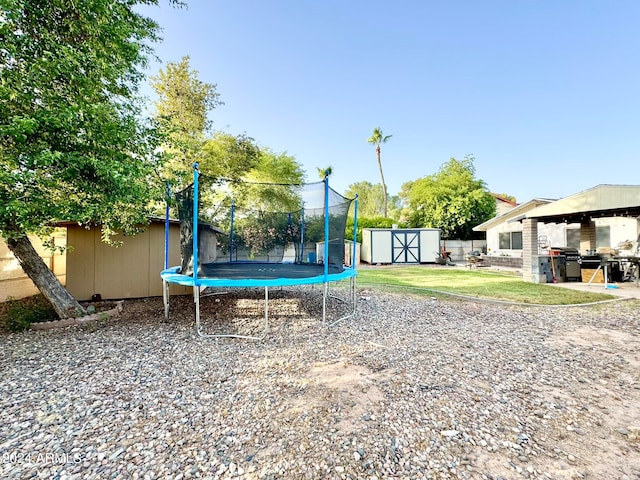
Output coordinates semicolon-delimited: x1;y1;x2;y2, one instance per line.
0;231;67;302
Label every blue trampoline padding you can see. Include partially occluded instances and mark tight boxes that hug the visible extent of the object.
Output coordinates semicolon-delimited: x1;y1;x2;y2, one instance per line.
161;262;357;288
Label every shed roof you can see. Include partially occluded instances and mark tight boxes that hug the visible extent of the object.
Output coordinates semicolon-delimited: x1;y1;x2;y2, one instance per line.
56;217;226;235
524;185;640;223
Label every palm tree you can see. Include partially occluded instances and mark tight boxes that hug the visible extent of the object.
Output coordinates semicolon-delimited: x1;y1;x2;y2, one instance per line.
316;166;333;179
367;127;392;218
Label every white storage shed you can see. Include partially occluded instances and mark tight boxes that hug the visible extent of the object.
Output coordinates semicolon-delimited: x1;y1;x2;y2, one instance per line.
361;228;441;264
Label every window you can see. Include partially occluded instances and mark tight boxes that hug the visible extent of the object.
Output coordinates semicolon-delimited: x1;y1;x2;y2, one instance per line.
566;228;580;249
511;232;522;249
499;231;523;250
596;226;610;248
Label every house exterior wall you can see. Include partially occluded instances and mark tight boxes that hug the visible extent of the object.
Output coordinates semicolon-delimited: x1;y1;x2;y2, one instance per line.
594;217;639;248
66;222;191;301
495;201;516;217
0;231;67;302
485;221;573;257
486;217;639;258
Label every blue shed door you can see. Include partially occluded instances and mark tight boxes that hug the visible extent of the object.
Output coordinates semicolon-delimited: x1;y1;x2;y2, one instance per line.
392;231;420;263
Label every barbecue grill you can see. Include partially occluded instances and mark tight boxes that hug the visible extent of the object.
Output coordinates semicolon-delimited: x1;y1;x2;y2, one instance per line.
549;247;581;281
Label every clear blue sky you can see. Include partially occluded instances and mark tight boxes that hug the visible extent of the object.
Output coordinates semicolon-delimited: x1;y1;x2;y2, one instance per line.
139;0;640;203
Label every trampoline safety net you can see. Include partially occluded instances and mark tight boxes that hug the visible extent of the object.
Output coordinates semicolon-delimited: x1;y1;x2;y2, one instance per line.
174;175;354;276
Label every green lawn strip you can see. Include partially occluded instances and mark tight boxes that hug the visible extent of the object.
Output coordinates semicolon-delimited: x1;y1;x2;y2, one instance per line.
357;266;616;305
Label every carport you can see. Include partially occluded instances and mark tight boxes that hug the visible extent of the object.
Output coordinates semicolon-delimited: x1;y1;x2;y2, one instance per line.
521;185;640;283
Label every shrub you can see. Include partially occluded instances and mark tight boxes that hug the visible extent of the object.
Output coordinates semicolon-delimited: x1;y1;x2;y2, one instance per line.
1;296;57;332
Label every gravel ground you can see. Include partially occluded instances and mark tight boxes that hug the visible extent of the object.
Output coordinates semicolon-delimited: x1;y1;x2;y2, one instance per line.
1;286;639;480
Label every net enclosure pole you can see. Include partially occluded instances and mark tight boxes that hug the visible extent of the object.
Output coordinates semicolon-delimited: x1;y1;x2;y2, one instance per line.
193;163;200;284
352;194;359;269
322;173;330;324
164;182;171;271
192;164;200;327
163;182;171;319
300;205;305;263
230;200;235;263
323;174;330;278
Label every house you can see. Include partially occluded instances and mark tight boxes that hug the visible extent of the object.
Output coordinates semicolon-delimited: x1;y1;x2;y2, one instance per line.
474;198;555;258
474;185;640;281
492;193;518;216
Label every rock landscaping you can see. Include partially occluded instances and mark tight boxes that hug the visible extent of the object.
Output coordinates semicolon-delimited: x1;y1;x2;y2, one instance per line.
1;288;639;479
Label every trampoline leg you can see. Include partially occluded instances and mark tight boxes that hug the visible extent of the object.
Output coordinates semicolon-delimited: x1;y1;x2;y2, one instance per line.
322;282;328;326
195;286;203;336
264;286;269;336
162;280;170;320
329;276;358;327
195;286;269;340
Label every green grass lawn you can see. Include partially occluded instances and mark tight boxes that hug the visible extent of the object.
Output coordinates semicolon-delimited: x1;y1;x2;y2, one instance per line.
356;266;617;305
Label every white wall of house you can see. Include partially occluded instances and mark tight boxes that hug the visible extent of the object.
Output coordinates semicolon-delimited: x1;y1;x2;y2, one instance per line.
595;217;639;248
486;216;640;257
486;221;578;257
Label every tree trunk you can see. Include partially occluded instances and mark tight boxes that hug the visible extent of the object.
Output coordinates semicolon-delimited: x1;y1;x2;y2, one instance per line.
376;146;388;218
6;234;84;318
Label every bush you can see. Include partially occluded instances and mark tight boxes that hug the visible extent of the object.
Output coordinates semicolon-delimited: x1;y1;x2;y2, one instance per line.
1;296;57;332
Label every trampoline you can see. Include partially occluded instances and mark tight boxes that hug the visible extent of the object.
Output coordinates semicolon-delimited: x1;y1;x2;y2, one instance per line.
161;165;359;339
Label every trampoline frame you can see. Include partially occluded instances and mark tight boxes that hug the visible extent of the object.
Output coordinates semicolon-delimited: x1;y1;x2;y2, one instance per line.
161;165;359;339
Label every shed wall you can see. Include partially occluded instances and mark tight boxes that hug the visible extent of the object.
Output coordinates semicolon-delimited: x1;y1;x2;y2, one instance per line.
66;223;190;301
361;229;388;263
419;230;441;262
361;228;441;264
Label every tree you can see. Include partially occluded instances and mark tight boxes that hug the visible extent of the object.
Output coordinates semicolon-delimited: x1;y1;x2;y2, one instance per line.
199;132;261;181
224;150;306;259
0;0;181;318
151;56;222;187
367;127;392;218
344;181;385;217
345;181;402;220
401;155;496;240
230;149;306;213
316;166;333;179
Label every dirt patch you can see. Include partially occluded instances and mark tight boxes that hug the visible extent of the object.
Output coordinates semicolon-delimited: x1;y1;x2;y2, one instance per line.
304;361;386;432
540;326;640;479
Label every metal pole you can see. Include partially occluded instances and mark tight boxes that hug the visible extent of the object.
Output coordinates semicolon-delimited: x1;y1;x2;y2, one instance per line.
163;182;171;320
264;286;269;335
193;164;199;283
164;182;171;271
352;194;359;268
322;282;328;326
230;199;235;263
163;279;169;320
323;174;330;278
301;205;305;263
